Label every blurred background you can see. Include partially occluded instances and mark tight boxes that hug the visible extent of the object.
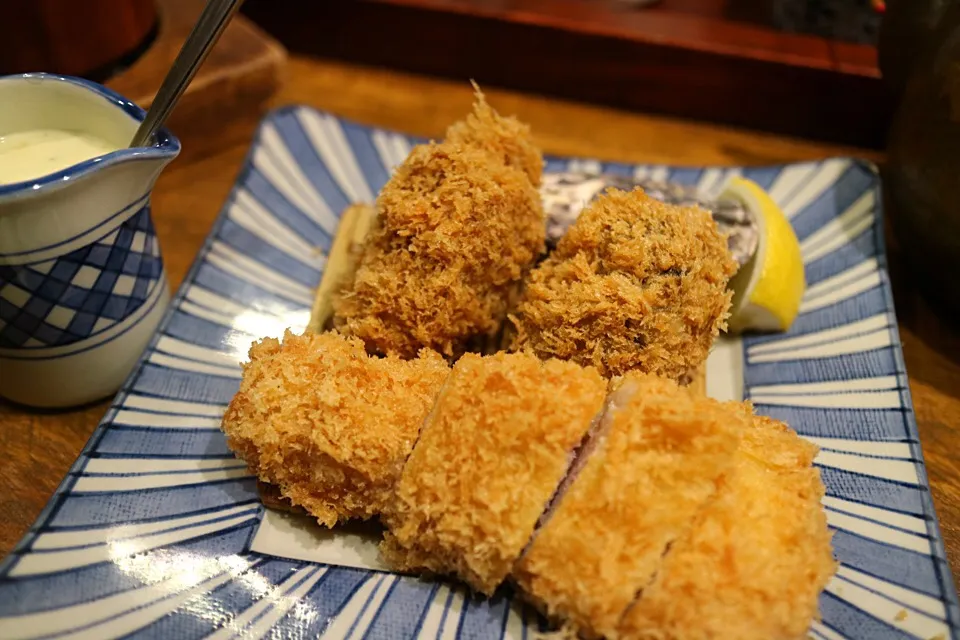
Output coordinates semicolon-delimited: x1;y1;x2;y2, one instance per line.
0;0;957;316
0;0;893;146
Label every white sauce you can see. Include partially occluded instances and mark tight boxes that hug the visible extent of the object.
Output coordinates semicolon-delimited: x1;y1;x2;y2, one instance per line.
0;129;118;186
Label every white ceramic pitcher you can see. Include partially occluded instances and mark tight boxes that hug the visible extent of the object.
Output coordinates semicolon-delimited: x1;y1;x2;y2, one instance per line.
0;73;180;408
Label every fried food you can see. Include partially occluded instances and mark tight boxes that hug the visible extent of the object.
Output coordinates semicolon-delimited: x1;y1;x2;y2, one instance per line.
381;351;607;595
333;141;545;358
307;203;377;333
618;414;836;640
220;330;449;527
508;188;738;380
445;84;544;187
513;373;745;639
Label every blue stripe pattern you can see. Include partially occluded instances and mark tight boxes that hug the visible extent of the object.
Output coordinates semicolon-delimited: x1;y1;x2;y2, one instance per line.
820;593;916;640
0;106;956;640
363;578;437;639
790;165;874;243
243;167;334;250
0;524;256;617
805;228;880;284
193;263;305;314
45;481;258;528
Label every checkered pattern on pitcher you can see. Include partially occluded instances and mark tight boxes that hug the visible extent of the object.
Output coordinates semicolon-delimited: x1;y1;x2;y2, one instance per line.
0;205;164;349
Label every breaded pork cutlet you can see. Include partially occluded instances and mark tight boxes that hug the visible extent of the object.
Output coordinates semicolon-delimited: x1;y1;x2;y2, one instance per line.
445;85;544;187
618;414;836;640
513;373;745;639
508;189;737;380
381;351;607;595
334;141;545;358
220;330;449;527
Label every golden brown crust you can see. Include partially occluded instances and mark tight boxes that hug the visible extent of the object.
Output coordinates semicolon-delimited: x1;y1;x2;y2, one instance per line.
381;351;608;595
513;373;745;639
220;330;449;527
508;189;737;380
445;84;544;187
308;203;377;333
618;414;836;640
333;142;545;358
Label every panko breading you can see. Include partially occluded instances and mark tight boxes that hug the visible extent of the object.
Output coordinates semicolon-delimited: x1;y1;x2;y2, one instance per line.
618;415;836;640
446;84;544;187
334;142;545;358
513;373;745;639
221;330;449;527
381;351;608;595
508;189;738;380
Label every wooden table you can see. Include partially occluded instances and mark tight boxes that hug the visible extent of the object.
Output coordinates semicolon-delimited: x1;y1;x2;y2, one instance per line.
1;56;958;585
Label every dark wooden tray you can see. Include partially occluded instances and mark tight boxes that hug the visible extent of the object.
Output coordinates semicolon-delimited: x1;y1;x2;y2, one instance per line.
242;0;890;149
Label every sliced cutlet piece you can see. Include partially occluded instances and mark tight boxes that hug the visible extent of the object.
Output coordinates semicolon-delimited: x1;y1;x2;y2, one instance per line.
381;351;607;595
513;372;745;639
221;330;449;527
618;413;836;640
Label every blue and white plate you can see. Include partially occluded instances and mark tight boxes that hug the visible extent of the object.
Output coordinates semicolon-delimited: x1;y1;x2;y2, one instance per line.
1;107;957;640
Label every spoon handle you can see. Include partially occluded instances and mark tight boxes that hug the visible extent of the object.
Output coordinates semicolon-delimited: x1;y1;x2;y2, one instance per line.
130;0;245;148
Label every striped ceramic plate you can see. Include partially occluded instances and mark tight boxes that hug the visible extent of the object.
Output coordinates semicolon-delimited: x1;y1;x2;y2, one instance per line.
0;107;957;640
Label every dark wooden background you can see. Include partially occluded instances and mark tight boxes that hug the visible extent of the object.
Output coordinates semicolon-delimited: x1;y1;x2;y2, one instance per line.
242;0;890;148
0;0;157;80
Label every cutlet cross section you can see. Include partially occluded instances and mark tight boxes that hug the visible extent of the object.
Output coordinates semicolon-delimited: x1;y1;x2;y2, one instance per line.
513;373;745;639
381;351;608;595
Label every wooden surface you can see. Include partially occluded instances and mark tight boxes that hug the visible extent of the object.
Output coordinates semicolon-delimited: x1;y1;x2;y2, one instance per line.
1;56;958;588
242;0;889;148
108;0;286;139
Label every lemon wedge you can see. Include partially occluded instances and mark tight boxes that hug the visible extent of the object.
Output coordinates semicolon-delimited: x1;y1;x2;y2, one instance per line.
720;177;806;333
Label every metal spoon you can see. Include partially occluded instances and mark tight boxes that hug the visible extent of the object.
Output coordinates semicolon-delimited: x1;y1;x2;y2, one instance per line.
130;0;246;148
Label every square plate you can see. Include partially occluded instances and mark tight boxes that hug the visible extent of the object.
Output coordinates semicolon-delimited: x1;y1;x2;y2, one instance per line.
1;106;958;640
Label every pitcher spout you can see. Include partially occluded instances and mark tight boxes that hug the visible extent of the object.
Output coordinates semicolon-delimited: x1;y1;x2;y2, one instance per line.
0;72;180;202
